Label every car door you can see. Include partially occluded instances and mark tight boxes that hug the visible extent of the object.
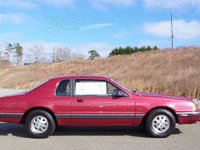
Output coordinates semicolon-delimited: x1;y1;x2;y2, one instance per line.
53;79;72;126
71;79;135;126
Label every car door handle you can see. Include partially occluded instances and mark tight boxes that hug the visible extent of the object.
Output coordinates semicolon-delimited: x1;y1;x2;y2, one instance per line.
76;99;84;102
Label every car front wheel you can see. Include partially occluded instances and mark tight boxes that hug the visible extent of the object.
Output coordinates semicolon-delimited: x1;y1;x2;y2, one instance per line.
25;110;56;138
145;109;176;138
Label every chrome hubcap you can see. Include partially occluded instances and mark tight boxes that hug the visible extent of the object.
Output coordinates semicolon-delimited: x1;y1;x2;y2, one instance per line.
30;116;49;134
152;115;170;134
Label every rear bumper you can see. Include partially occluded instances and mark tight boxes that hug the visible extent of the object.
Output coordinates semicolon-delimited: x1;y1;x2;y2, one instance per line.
177;112;200;124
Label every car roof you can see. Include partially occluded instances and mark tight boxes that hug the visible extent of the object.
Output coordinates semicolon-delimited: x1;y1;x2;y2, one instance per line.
49;75;111;80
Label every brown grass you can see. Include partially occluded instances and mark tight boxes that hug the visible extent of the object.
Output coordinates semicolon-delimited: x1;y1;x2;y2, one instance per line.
0;46;199;99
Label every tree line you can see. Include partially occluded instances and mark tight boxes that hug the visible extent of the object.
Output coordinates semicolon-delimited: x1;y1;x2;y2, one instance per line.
109;45;158;56
0;42;159;66
0;43;86;66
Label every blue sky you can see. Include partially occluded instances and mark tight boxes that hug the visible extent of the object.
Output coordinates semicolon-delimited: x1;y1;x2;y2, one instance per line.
0;0;200;60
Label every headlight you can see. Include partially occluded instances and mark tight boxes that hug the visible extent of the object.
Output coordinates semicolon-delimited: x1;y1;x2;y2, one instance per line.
188;102;197;111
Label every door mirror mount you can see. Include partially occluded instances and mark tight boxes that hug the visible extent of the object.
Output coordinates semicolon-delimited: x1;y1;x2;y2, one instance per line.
112;89;126;98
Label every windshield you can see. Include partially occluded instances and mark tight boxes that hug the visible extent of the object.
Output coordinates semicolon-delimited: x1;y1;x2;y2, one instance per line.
110;79;135;93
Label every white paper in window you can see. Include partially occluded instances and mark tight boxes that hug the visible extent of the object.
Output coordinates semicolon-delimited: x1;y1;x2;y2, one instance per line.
76;82;106;95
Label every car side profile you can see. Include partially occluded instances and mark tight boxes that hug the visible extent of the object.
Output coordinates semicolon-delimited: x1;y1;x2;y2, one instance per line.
0;75;199;138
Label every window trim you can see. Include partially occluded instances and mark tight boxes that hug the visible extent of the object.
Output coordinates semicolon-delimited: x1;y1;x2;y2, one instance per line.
72;79;129;97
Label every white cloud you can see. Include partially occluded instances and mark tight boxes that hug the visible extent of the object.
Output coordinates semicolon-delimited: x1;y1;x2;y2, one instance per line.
90;1;107;11
101;0;136;6
0;0;74;9
0;12;38;24
0;0;137;9
144;19;200;40
0;0;38;9
90;0;136;10
80;23;115;30
144;0;200;8
38;0;74;8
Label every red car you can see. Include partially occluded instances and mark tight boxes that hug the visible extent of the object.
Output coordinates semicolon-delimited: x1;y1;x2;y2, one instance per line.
0;75;199;138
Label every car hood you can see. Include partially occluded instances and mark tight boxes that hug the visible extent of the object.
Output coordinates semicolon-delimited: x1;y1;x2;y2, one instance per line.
133;92;192;101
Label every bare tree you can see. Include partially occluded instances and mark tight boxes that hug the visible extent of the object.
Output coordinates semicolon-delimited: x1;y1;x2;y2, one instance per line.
0;42;12;66
24;55;33;64
52;47;86;63
40;56;50;64
0;44;5;61
29;44;44;63
52;47;71;63
71;52;86;60
0;45;4;61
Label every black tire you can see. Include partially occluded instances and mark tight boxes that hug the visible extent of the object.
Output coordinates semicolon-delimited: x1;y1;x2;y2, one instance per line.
145;109;176;138
25;110;56;138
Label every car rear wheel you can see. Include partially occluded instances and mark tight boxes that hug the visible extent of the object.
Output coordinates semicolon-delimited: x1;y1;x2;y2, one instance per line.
25;110;56;138
145;109;176;138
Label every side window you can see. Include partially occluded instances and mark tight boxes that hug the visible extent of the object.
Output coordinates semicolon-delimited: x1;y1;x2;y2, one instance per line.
75;80;107;96
107;82;128;97
55;80;71;96
74;79;128;97
107;82;117;95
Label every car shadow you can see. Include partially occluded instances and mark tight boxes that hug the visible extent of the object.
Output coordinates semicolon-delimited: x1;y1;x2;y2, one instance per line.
0;123;182;139
0;123;28;137
52;126;182;138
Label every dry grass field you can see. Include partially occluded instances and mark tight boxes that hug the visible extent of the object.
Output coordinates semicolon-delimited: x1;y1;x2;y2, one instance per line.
0;46;199;99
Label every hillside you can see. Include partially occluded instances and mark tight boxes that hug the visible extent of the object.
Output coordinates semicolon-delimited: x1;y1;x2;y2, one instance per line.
0;46;199;99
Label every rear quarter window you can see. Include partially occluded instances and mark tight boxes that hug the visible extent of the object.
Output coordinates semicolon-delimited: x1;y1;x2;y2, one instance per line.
55;80;71;96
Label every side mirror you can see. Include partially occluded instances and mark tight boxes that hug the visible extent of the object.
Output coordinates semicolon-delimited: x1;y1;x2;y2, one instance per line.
112;89;127;98
112;89;119;97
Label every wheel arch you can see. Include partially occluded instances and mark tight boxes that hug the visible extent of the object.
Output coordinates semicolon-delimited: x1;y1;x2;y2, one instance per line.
20;107;57;126
139;107;179;127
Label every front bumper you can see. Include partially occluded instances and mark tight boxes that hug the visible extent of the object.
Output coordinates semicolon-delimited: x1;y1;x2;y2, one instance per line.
177;112;200;117
176;112;200;124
